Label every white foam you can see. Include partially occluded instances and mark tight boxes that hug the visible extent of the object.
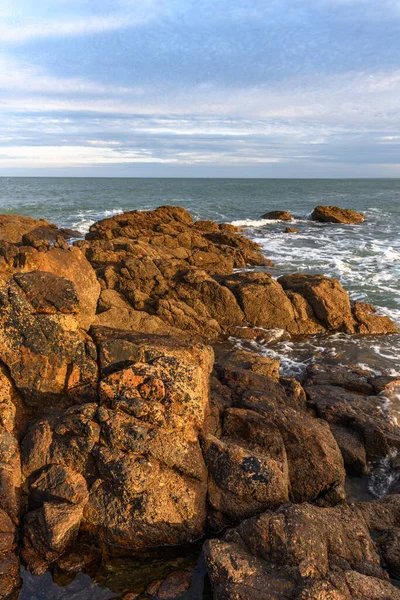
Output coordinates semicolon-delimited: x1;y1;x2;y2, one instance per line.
72;208;123;235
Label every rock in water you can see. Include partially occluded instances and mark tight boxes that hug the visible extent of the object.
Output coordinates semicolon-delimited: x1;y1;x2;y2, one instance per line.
312;205;365;224
261;210;292;220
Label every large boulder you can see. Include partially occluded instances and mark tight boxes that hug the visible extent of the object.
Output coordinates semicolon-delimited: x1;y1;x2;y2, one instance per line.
312;205;365;224
20;330;214;571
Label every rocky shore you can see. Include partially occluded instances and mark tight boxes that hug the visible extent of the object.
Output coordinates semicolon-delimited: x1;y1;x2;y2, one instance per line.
0;206;399;599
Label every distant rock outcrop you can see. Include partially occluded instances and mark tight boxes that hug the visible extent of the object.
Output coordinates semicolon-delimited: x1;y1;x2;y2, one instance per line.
261;210;292;220
312;205;365;224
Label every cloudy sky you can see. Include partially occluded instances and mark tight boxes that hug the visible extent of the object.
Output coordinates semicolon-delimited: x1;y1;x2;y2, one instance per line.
1;0;400;177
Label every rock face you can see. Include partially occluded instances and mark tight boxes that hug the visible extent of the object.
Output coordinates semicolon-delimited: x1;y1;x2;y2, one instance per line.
261;210;292;220
312;205;365;224
204;496;400;600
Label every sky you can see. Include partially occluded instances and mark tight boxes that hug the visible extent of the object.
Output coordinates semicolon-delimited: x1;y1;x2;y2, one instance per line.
0;0;400;177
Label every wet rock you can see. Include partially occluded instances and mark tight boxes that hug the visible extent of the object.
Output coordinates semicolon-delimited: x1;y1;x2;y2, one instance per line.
329;424;368;476
352;301;398;335
261;210;292;220
217;348;280;379
156;570;192;599
312;205;365;224
305;384;400;462
284;226;298;233
370;375;400;396
306;363;374;395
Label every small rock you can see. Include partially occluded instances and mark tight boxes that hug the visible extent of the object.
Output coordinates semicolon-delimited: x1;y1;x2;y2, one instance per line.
261;210;292;221
284;227;298;233
157;570;192;599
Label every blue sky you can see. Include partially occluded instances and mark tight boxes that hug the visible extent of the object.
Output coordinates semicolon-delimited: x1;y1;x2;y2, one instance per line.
0;0;400;177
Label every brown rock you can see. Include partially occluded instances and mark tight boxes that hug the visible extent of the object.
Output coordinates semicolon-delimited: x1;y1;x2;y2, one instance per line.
279;273;356;332
21;330;213;556
156;570;192;599
352;301;398;334
305;384;400;462
284;226;298;233
0;214;56;244
202;409;289;519
0;509;19;597
204;497;400;600
0;246;100;330
0;273;98;404
261;210;292;220
312;205;365;224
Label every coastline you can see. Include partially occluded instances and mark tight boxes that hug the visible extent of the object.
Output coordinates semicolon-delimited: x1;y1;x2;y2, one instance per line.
0;205;399;599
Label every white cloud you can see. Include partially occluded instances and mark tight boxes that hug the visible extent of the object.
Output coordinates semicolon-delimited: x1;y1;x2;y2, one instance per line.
0;15;136;44
0;146;178;167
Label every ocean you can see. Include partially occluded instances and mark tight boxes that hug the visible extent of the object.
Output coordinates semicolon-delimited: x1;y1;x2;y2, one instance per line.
1;176;399;378
1;176;400;599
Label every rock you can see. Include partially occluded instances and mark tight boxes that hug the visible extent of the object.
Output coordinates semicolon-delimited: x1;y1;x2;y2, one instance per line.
305;383;400;462
73;207;396;338
202;409;289;519
0;509;19;597
306;363;374;395
22;501;85;572
204;497;400;600
279;273;356;332
156;570;192;599
0;272;98;404
352;301;398;335
312;205;365;224
379;527;400;580
284;227;298;233
0;214;56;244
212;361;346;511
0;246;100;330
261;210;292;221
329;424;368;476
217;348;280;379
21;330;213;561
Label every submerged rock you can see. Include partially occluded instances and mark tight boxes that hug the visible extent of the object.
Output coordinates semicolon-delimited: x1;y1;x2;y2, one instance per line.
312;205;365;224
